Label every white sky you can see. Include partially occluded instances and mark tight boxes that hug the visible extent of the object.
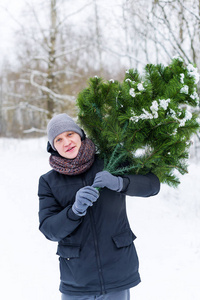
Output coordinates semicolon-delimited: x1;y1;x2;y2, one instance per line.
0;0;26;64
0;0;124;68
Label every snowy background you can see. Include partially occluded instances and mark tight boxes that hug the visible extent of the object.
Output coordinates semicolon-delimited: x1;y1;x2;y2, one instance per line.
0;137;200;300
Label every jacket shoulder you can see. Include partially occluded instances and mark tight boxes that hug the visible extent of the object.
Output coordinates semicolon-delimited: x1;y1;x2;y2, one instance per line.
40;169;56;180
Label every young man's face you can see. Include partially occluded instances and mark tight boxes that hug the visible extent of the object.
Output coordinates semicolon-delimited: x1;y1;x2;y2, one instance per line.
54;131;82;159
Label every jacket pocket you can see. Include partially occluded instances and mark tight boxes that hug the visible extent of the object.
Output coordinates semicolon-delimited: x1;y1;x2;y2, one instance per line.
112;229;136;248
56;244;80;259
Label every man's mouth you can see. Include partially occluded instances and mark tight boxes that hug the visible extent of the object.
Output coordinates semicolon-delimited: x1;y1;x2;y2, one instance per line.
66;146;75;152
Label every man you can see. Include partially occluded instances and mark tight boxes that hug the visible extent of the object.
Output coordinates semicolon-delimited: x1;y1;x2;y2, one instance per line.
38;113;160;299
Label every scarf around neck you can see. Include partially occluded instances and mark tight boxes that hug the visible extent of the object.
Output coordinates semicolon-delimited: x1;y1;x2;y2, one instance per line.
49;138;96;175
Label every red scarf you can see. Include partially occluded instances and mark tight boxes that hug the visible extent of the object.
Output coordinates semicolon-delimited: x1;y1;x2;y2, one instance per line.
49;138;96;175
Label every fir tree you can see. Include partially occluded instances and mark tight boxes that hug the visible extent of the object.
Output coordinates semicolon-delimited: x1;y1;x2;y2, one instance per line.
76;57;200;187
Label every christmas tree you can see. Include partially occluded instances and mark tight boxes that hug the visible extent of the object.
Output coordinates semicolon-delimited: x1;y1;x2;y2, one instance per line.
76;57;200;187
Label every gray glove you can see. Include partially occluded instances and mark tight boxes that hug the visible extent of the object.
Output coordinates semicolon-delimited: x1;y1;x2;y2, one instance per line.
92;171;123;192
72;186;99;216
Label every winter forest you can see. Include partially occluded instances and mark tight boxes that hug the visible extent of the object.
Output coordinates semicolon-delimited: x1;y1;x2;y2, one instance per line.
0;0;200;299
0;0;200;142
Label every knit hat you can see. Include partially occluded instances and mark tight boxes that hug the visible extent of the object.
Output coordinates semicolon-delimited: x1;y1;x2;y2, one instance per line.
47;113;84;150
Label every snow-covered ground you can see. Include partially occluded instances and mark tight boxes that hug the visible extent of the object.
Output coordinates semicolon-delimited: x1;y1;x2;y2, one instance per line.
0;137;199;300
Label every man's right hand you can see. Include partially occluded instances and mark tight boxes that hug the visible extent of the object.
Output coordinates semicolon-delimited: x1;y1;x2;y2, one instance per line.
72;186;99;216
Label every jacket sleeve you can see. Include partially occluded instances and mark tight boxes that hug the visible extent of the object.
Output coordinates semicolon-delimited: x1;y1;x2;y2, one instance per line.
121;172;160;197
38;175;83;242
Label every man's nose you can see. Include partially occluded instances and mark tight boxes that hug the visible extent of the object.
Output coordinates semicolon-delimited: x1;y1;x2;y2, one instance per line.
63;137;70;146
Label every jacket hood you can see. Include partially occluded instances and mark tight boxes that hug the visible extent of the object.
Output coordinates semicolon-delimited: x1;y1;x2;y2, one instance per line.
47;141;60;156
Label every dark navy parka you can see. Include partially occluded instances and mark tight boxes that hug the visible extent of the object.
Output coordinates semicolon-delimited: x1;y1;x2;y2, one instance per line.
38;150;160;296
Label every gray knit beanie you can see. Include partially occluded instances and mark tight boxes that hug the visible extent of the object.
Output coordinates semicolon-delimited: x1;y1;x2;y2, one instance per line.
47;113;84;150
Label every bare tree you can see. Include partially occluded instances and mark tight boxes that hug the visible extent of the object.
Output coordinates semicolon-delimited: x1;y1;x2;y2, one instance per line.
1;0;199;143
1;0;97;136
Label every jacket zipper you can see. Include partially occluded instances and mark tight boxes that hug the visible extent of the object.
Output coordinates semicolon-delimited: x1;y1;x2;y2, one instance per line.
82;177;105;295
89;208;106;295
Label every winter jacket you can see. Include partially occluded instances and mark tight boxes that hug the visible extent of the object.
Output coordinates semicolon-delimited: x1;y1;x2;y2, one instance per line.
38;155;160;296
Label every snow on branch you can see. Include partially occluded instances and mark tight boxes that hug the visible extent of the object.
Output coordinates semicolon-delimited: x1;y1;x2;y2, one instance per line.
23;127;46;134
3;102;49;114
54;45;91;59
101;45;144;65
7;93;26;100
30;71;75;102
2;105;18;111
24;103;49;113
32;56;50;64
51;69;83;78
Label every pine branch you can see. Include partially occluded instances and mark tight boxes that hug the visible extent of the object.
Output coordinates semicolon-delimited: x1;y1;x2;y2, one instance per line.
76;57;200;188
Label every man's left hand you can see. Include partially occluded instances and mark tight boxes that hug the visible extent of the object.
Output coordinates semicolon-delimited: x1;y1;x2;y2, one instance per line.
92;171;123;192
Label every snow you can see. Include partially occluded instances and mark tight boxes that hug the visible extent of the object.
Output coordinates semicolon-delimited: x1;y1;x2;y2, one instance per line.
187;64;200;85
129;88;136;98
0;137;200;300
180;85;189;94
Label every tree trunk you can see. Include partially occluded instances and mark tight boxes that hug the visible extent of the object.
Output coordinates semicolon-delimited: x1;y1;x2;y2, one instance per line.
47;0;57;119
